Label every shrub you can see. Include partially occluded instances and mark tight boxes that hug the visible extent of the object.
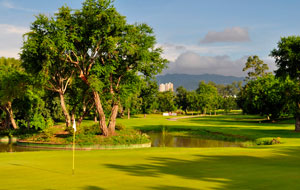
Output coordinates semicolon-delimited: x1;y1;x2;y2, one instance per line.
256;137;281;145
76;124;102;135
30;113;54;130
115;123;126;131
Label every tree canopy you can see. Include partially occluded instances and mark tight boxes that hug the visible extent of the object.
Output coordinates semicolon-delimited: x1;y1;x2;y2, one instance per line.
243;55;269;81
21;0;167;136
270;36;300;130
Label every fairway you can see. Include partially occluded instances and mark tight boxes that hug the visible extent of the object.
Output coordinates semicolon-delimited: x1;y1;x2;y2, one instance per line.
1;114;300;190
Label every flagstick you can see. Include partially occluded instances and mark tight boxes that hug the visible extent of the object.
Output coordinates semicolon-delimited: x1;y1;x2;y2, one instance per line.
72;129;75;175
72;119;76;175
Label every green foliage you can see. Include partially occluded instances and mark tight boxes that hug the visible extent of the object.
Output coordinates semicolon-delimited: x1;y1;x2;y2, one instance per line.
139;79;159;114
196;81;219;114
243;55;269;81
271;36;300;81
221;96;238;113
216;81;242;97
156;91;176;112
237;74;292;119
30;113;54;131
256;137;281;145
270;36;300;125
77;123;102;135
175;86;189;113
105;129;150;145
115;123;126;131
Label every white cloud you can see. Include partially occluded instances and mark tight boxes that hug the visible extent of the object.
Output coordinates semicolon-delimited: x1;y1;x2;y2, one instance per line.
1;0;14;8
163;51;276;77
0;0;37;12
0;24;29;34
0;24;29;58
157;42;245;62
201;27;250;44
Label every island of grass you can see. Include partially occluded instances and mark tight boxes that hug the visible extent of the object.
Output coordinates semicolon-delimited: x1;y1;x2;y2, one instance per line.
15;123;151;150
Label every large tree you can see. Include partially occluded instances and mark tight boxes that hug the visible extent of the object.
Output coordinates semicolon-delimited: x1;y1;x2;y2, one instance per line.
21;0;167;136
270;36;300;131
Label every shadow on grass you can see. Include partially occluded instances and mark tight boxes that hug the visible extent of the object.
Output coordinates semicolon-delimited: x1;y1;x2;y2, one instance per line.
133;114;300;140
9;163;67;175
83;186;105;190
105;147;300;189
150;185;199;190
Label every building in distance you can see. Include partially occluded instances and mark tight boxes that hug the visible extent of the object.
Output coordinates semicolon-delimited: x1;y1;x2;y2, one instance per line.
159;82;174;92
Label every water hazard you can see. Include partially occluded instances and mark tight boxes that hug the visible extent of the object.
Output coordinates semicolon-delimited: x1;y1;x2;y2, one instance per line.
147;132;242;147
0;143;43;152
0;132;242;152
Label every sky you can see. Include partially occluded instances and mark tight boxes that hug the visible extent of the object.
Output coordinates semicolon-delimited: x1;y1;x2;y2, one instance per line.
1;0;300;77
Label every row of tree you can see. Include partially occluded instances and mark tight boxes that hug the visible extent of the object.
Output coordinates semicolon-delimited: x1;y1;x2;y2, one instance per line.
157;81;241;115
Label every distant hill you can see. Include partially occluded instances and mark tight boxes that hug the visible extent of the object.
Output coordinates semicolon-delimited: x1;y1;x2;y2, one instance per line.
156;74;244;91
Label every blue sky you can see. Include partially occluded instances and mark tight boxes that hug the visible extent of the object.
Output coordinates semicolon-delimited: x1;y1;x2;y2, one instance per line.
1;0;299;76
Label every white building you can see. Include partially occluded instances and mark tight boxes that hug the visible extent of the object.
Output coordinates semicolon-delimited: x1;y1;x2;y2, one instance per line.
159;82;174;92
159;83;166;92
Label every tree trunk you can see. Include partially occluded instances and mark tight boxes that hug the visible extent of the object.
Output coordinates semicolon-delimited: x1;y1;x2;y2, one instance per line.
5;111;10;129
144;114;146;118
59;92;71;128
92;91;108;136
108;103;119;135
27;119;30;129
295;115;300;132
5;102;17;129
214;110;216;115
94;115;98;122
128;108;130;119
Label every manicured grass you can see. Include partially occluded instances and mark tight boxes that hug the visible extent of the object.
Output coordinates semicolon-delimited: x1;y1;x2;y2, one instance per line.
1;113;300;189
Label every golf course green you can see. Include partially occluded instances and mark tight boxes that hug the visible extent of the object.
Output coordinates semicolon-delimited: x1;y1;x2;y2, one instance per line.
1;113;300;189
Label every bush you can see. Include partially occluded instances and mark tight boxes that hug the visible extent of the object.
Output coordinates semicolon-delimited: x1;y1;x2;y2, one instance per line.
256;137;281;145
76;124;102;135
30;113;54;130
115;123;126;131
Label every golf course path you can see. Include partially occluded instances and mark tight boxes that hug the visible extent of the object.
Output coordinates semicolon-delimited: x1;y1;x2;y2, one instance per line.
167;115;203;121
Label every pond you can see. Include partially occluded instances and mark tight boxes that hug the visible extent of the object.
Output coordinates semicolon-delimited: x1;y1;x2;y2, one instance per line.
146;132;243;148
0;132;242;152
0;143;43;152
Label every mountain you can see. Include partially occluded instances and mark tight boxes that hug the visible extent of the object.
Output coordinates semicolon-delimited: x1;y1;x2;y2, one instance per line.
156;74;244;91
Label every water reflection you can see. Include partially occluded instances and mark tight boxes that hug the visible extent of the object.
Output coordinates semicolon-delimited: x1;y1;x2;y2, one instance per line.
147;132;242;147
0;143;43;152
0;132;242;152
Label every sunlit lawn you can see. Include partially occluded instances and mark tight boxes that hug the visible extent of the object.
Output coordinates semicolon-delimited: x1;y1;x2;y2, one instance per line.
1;113;300;189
